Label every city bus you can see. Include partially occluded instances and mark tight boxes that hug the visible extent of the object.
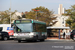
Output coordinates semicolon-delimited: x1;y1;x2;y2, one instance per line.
13;19;47;43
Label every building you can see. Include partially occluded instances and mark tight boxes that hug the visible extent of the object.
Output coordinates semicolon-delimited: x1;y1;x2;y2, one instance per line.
58;4;65;15
47;4;70;39
11;12;22;20
11;12;27;23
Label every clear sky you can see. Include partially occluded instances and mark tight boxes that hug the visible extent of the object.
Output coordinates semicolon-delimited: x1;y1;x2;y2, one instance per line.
0;0;75;14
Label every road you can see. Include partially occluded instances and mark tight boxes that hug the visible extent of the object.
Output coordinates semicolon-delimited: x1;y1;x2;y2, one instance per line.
0;39;75;50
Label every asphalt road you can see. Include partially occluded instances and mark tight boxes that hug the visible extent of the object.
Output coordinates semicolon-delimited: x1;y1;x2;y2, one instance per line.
0;39;75;50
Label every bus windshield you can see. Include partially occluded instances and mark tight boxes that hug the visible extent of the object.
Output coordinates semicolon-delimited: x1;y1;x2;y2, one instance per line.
16;23;33;33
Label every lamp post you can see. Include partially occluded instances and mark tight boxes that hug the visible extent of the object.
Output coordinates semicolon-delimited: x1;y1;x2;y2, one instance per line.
10;0;11;24
33;9;39;20
10;11;11;24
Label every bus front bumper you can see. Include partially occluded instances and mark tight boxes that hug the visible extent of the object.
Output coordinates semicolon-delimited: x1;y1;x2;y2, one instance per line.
14;35;38;40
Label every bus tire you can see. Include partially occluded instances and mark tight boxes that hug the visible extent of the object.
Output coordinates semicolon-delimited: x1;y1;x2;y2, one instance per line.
18;40;21;43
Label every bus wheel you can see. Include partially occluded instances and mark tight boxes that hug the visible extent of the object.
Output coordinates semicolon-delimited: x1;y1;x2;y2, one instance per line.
40;39;45;41
18;40;21;43
4;37;8;41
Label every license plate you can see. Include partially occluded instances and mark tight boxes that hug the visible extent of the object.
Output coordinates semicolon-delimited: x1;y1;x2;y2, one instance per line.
21;38;25;40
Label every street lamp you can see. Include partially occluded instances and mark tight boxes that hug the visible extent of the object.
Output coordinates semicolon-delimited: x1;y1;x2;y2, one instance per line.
9;8;11;24
10;0;11;24
33;9;39;19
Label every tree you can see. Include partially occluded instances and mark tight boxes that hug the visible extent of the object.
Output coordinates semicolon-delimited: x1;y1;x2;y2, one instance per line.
21;12;26;18
63;5;75;29
26;6;57;26
0;10;16;24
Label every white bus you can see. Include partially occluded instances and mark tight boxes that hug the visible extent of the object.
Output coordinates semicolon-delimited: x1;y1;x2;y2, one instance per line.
13;19;47;43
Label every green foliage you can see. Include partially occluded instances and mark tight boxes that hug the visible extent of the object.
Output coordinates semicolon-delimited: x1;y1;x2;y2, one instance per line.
0;10;16;24
26;6;57;26
63;5;75;29
66;19;72;25
71;23;75;29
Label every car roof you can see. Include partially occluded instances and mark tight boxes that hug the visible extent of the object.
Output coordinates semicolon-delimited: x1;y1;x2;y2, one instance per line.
0;31;8;33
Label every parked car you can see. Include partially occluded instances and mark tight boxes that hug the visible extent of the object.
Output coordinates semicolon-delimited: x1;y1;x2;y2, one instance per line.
70;30;75;41
0;32;9;41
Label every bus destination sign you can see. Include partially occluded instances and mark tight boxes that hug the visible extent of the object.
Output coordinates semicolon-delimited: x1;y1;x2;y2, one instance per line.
15;20;31;23
21;20;31;23
15;20;20;23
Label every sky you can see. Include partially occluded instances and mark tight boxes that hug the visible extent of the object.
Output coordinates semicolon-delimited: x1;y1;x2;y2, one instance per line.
0;0;75;14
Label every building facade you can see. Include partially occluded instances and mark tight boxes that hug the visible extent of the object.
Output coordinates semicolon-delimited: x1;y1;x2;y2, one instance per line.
47;4;70;39
58;4;65;15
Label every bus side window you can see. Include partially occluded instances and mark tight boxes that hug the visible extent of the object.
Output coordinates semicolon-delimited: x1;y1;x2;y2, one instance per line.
0;27;3;32
33;23;36;32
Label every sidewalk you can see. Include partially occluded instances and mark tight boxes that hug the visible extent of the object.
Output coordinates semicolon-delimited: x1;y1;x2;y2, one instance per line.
46;37;73;41
47;37;59;39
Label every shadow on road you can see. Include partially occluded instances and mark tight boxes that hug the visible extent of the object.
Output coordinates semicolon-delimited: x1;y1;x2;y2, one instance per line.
14;39;75;43
0;39;75;43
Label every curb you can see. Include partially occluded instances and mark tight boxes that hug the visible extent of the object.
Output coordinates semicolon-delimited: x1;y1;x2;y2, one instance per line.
46;39;73;41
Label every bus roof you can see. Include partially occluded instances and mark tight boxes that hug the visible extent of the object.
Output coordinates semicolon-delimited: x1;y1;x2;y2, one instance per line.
33;20;46;24
14;19;46;24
